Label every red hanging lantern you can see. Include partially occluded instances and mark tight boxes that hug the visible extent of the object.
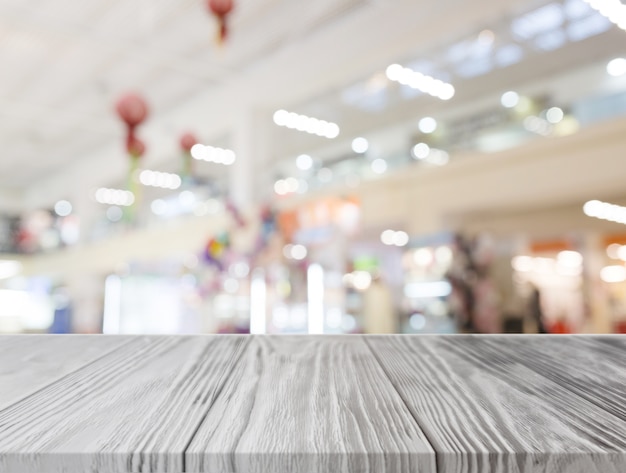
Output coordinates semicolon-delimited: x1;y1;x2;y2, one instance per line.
115;93;149;130
115;93;149;223
207;0;234;43
180;132;197;152
180;132;197;180
126;135;146;158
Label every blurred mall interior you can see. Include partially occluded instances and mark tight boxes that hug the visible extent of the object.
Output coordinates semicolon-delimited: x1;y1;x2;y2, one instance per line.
1;0;626;335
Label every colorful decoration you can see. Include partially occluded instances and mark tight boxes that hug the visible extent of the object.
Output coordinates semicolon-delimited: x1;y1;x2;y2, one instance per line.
115;93;149;222
207;0;234;44
203;232;230;270
179;132;197;181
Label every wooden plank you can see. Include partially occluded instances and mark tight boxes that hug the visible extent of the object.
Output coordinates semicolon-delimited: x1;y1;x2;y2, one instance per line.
0;335;248;473
367;335;626;473
186;335;436;473
470;335;626;421
0;335;132;410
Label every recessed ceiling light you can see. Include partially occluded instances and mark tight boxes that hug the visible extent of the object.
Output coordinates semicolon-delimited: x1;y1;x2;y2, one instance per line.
501;91;520;108
351;137;369;154
418;117;437;134
607;58;626;77
296;154;313;170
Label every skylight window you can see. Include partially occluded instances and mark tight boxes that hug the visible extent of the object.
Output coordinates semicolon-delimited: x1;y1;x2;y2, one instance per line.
511;3;565;39
564;0;595;19
534;29;567;50
495;44;524;67
455;58;493;78
567;12;612;40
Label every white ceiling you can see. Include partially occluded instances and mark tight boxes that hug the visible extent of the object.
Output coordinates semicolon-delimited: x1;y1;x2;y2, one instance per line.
0;0;624;211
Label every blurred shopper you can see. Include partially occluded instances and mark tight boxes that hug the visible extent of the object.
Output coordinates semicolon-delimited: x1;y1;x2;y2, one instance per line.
529;284;548;334
363;274;396;333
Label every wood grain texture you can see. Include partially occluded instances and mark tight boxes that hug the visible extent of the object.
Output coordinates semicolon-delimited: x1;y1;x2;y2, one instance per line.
366;335;626;473
0;335;247;473
0;335;132;410
186;335;436;473
469;336;626;422
0;335;625;473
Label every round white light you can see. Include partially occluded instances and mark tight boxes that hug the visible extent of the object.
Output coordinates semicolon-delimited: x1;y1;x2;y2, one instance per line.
501;91;520;108
371;158;387;174
607;58;626;77
222;150;236;165
296;154;313;170
285;177;299;193
179;190;195;207
326;123;340;139
273;109;289;126
583;200;603;217
123;191;135;206
380;229;395;245
412;142;430;159
385;63;403;81
295;115;308;131
139;169;153;185
414;248;434;266
352;271;372;291
435;246;452;264
546;107;564;124
351;137;369;154
190;144;205;160
231;262;250;278
393;231;409;247
428;149;450;166
204;146;217;162
151;199;167;216
601;265;626;283
438;83;455;100
169;175;182;189
418;117;437;134
557;250;583;268
607;243;622;259
54;200;72;217
223;278;240;293
291;244;307;260
410;313;427;330
617;246;626;262
274;180;288;195
106;206;123;222
512;255;533;272
0;260;22;279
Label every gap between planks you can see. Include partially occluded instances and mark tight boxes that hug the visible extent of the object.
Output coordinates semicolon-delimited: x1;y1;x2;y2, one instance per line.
362;336;443;473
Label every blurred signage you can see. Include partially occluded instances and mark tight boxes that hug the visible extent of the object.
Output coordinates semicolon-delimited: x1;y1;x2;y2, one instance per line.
278;196;360;242
529;239;574;254
604;234;626;246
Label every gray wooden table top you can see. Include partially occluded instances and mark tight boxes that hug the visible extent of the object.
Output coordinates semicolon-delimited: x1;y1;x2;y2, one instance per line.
0;335;624;473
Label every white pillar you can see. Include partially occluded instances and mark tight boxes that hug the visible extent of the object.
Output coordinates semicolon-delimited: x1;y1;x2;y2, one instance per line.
230;109;271;212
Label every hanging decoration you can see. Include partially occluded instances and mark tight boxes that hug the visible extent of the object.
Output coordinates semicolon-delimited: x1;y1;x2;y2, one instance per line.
203;231;231;271
115;93;149;222
199;202;279;286
179;132;197;182
207;0;235;44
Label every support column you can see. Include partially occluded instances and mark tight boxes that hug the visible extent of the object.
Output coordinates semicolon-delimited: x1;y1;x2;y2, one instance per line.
230;108;271;212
